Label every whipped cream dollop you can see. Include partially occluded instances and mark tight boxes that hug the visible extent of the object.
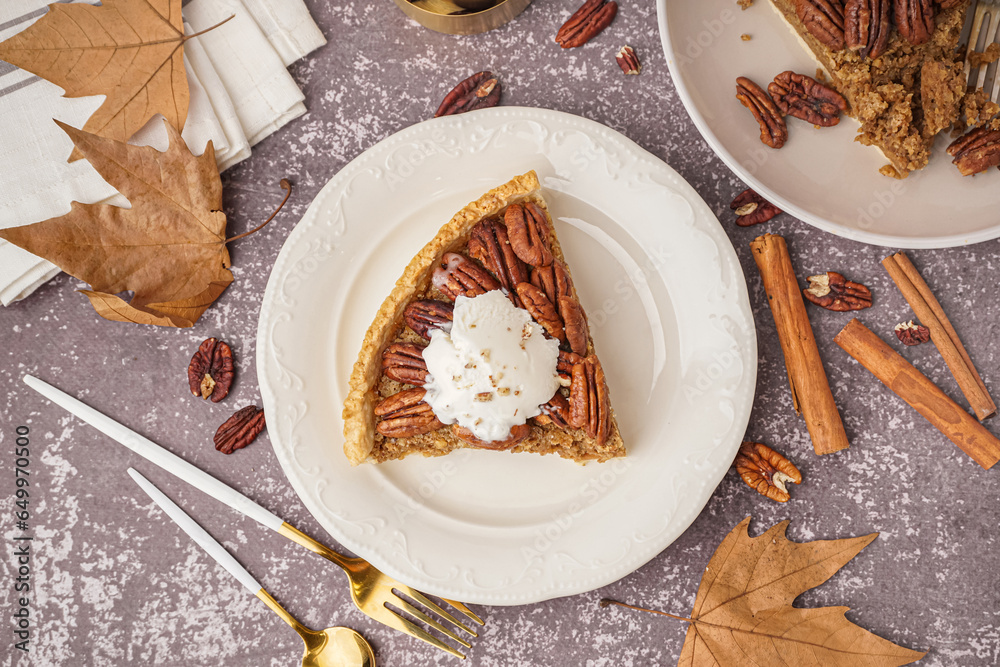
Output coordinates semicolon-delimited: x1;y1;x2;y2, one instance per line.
422;290;561;442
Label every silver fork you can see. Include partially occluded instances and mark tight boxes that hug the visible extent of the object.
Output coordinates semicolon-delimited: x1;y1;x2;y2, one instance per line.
962;0;1000;100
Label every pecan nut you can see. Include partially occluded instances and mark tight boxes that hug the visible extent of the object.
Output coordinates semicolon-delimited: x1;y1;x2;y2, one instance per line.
730;188;783;226
187;337;234;402
214;406;265;454
844;0;891;59
432;252;501;301
736;77;788;149
505;203;554;268
794;0;846;50
947;125;1000;176
555;0;618;48
768;71;848;126
734;441;802;503
469;218;529;304
894;0;934;45
375;388;444;438
403;300;454;339
530;260;574;306
557;350;585;382
803;271;873;311
434;71;501;117
559;296;589;356
516;282;566;342
568;355;611;445
894;320;930;346
382;343;429;385
536;392;571;429
451;422;531;450
615;45;641;75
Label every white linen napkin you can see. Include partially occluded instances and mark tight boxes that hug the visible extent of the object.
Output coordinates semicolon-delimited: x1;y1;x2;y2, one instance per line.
0;0;325;306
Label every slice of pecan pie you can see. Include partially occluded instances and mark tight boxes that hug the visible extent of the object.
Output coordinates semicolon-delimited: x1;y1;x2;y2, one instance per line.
342;171;625;465
770;0;987;178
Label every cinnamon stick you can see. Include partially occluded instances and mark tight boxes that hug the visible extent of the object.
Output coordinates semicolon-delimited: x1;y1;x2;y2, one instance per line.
835;318;1000;470
882;252;996;421
750;234;850;455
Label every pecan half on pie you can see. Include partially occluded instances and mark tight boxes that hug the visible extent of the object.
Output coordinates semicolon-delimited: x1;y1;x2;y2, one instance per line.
342;171;625;465
769;0;986;178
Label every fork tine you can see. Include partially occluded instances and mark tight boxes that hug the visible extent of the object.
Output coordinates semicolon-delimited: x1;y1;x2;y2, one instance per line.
390;597;473;647
438;597;486;626
402;589;482;634
382;605;468;659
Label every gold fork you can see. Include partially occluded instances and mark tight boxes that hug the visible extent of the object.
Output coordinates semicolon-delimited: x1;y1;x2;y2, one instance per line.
962;0;1000;99
280;523;484;659
23;375;484;660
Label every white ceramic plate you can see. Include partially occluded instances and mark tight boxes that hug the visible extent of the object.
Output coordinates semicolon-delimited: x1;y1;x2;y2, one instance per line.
256;107;756;606
657;1;999;248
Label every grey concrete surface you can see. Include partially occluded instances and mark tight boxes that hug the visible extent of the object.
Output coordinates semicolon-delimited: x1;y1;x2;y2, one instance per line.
2;0;999;665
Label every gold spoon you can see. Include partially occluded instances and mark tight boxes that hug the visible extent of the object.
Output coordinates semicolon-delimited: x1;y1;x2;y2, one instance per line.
128;468;376;667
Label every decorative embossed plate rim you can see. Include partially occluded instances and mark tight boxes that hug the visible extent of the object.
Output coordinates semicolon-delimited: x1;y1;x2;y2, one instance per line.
658;0;1000;248
257;107;756;605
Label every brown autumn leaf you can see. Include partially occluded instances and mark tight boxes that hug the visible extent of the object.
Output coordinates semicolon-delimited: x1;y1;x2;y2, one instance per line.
0;120;232;328
0;0;207;157
603;518;926;666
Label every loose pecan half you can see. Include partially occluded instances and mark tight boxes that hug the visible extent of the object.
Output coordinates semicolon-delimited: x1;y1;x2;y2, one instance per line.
803;271;873;311
730;188;783;226
795;0;846;50
516;282;566;342
947;125;1000;176
734;441;802;502
187;337;234;402
736;77;788;149
568;356;611;445
375;388;444;438
451;422;531;450
505;203;554;268
559;296;589;356
894;320;931;346
845;0;891;59
434;71;501;117
768;71;848;126
432;252;501;300
403;300;454;339
615;45;641;75
469;218;529;305
555;0;618;48
894;0;934;45
214;406;266;454
382;343;429;385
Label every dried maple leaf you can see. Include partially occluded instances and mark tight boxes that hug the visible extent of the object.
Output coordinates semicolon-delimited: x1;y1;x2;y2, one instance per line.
0;0;226;157
0;120;232;328
603;518;926;666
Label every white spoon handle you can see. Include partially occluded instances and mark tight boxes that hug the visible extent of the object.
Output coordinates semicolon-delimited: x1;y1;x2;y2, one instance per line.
23;374;284;532
128;468;262;595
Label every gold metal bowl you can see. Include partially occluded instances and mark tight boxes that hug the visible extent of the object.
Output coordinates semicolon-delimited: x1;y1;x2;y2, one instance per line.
393;0;532;35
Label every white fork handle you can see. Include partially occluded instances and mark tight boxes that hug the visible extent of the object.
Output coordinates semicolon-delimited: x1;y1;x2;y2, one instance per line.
23;375;284;532
128;468;262;595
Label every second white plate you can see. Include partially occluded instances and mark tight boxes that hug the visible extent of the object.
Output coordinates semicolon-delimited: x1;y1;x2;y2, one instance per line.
658;0;1000;248
257;107;756;605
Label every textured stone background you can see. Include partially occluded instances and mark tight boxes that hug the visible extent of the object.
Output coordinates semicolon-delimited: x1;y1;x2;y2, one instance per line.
3;0;1000;665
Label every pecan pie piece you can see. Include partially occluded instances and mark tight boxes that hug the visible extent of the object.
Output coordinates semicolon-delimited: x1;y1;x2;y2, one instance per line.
342;171;625;466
